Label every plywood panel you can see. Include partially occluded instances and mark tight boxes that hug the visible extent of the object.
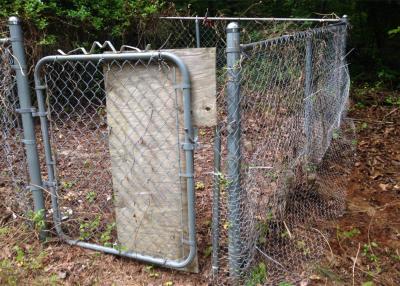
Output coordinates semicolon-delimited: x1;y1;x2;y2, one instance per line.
169;48;217;127
105;48;215;273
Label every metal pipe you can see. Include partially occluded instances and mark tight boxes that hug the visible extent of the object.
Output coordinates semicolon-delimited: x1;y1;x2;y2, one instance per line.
8;16;47;240
340;15;349;61
226;22;242;280
33;51;197;269
241;23;345;51
211;124;221;276
195;16;201;48
304;36;313;156
161;16;342;23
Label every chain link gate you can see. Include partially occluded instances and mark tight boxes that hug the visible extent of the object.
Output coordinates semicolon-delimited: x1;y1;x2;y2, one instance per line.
31;51;198;269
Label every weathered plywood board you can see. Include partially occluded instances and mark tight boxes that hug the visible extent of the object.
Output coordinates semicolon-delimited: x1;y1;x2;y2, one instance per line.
168;48;217;127
105;48;215;273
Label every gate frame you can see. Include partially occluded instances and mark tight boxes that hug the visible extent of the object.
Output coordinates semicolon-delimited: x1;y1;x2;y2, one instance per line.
32;52;197;269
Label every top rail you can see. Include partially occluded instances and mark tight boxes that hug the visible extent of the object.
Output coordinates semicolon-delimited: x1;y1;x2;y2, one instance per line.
160;16;343;23
240;22;347;51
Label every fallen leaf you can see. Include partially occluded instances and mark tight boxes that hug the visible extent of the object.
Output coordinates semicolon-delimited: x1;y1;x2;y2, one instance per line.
379;183;389;191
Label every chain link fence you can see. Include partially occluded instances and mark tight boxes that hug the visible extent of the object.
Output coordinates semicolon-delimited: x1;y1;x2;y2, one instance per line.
0;15;355;285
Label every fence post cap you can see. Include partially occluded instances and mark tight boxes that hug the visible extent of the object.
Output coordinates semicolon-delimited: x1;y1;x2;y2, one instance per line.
227;22;239;29
8;16;20;25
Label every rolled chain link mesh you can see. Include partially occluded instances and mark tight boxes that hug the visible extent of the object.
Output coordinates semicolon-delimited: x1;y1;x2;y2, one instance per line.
0;36;30;214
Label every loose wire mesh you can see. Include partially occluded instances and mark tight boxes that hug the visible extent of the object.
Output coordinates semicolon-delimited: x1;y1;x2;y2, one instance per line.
0;38;30;214
213;24;355;285
41;56;194;263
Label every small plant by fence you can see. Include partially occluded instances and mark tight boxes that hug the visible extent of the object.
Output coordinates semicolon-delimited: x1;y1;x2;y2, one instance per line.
0;15;354;285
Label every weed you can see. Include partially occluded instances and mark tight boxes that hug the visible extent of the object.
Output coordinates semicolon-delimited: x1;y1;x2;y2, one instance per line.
246;262;267;286
0;259;19;285
278;282;294;286
265;170;278;182
216;172;230;190
100;222;116;246
306;163;317;173
332;130;341;139
354;102;366;109
49;273;59;285
391;249;400;261
27;209;46;232
13;246;25;265
0;226;10;236
86;191;97;203
61;181;74;189
144;265;160;278
385;94;400;106
256;213;273;244
296;240;311;256
79;215;101;240
204;245;213;258
338;227;361;239
362;242;379;263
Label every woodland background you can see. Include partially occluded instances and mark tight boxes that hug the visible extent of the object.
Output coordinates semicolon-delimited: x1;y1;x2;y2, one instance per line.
0;0;399;90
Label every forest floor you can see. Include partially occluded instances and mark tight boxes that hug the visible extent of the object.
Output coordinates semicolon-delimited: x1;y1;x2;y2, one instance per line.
0;94;399;286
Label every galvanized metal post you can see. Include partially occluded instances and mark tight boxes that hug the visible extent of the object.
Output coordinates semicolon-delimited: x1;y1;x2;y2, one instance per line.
340;15;348;69
195;16;201;48
304;35;313;156
212;125;221;276
226;22;242;280
8;16;46;239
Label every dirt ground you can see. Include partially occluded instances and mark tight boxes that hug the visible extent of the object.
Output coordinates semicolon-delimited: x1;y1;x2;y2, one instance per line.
0;100;399;285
